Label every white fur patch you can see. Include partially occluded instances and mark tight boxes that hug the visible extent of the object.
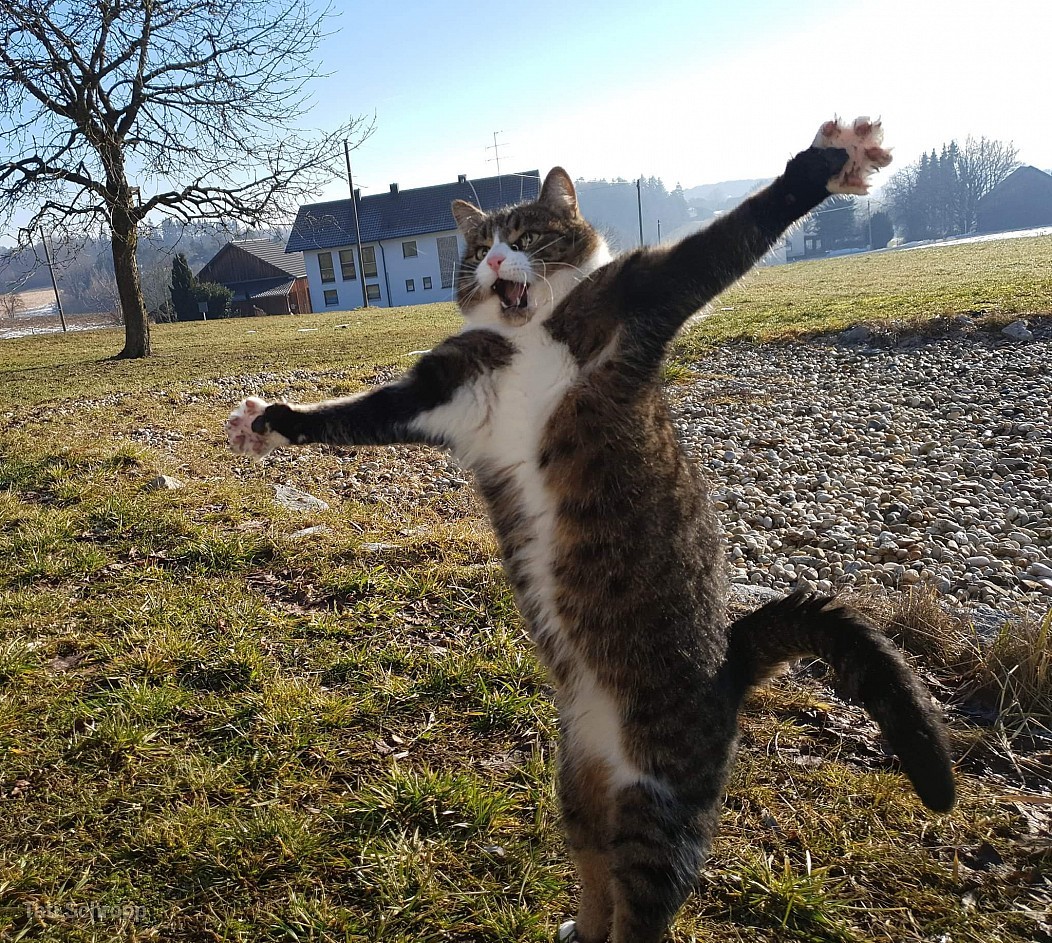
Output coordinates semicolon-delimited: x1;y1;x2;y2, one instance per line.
410;326;579;723
410;297;640;790
563;665;645;788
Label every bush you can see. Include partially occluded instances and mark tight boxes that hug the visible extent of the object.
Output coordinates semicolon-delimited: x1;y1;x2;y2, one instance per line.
195;281;233;319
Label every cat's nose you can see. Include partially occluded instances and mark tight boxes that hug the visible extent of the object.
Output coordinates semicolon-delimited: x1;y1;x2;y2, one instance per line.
486;253;505;274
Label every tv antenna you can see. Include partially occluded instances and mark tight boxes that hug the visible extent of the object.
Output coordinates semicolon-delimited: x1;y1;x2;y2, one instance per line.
486;131;512;202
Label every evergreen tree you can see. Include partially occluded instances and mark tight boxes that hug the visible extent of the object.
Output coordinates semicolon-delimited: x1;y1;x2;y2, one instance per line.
170;254;197;321
195;281;233;320
815;195;860;250
885;135;1019;241
943;141;963;232
868;210;894;249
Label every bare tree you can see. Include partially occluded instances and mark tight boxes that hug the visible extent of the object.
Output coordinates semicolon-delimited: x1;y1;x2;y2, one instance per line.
956;136;1020;233
884;136;1020;240
0;0;371;358
0;292;25;322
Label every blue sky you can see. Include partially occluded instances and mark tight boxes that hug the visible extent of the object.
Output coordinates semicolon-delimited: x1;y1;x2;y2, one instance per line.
3;0;1049;245
308;0;1052;202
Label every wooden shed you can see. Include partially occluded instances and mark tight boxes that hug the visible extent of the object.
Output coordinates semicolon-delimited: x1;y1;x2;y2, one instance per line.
196;239;312;316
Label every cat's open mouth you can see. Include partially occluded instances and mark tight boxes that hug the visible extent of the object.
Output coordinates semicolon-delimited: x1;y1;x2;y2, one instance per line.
493;278;529;311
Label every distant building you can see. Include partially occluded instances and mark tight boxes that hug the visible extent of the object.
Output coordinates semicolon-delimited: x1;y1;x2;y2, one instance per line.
976;166;1052;233
782;228;823;262
196;238;311;316
286;171;541;310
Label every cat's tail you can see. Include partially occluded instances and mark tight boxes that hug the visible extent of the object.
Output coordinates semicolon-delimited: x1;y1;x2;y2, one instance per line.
727;591;956;813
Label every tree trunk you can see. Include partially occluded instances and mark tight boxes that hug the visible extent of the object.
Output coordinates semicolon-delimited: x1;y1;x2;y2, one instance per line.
111;200;151;359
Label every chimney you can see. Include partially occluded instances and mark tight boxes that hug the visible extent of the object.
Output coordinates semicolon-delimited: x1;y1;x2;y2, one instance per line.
353;188;361;200
457;174;467;184
389;182;399;194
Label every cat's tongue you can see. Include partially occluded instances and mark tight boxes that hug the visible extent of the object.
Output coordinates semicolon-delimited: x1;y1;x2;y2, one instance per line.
494;278;528;310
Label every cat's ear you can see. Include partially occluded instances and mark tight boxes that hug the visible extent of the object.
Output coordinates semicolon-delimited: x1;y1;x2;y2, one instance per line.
451;199;485;234
539;167;579;217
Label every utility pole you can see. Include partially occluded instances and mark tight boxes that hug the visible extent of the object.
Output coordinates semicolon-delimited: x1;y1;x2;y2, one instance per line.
344;139;369;309
636;177;644;247
486;131;510;203
40;231;66;332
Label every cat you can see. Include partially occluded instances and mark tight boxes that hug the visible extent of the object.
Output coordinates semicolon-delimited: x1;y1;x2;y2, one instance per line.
226;117;954;943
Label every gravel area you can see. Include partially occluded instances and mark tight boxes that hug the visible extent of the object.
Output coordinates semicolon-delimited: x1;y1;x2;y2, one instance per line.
116;318;1051;621
672;319;1052;616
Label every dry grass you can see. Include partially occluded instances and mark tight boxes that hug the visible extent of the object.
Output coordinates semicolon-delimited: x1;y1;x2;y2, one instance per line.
853;583;1052;730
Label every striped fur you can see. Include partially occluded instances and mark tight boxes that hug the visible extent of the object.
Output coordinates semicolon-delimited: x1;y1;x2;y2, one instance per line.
238;121;952;943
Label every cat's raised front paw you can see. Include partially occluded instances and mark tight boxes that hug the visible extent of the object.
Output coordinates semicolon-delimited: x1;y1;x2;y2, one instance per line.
225;397;290;459
812;116;892;195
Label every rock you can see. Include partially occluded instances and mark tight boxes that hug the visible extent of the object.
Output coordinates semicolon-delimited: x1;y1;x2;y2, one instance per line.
838;325;872;344
729;584;781;607
272;484;329;513
290;525;331;538
967;604;1008;643
148;474;184;491
1000;319;1033;342
1027;561;1052;580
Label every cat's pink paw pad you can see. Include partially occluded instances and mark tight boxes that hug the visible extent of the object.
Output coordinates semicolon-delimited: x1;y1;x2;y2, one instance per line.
812;116;892;195
225;397;288;459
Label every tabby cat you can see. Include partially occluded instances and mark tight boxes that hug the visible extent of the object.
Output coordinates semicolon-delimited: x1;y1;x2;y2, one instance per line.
227;117;954;943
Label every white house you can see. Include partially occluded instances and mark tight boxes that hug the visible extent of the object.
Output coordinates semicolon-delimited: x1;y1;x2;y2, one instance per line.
285;171;541;311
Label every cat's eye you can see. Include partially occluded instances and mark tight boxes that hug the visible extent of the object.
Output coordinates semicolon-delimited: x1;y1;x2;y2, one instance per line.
511;232;536;252
473;245;488;261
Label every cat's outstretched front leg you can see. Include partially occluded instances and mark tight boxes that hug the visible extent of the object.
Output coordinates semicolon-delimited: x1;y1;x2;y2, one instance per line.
625;116;892;351
225;330;516;457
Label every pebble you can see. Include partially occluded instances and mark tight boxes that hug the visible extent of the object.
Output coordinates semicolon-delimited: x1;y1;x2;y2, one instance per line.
290;525;331;538
148;474;184;491
272;484;329;513
1001;319;1034;342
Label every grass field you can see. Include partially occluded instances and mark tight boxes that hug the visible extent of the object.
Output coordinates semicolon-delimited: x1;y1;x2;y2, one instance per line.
1;237;1050;942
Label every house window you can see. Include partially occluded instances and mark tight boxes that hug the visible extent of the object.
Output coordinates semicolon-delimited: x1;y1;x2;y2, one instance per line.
437;235;458;289
406;279;415;292
402;240;418;259
366;284;381;301
422;276;432;290
360;245;378;279
318;252;335;283
323;289;339;306
339;249;356;280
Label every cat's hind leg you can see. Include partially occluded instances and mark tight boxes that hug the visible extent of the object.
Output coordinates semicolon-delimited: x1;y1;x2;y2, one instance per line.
813;116;893;194
606;781;717;943
558;748;615;943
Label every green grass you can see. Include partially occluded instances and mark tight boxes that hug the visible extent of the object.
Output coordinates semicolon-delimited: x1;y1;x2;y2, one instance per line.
1;238;1050;941
676;234;1052;351
0;302;462;408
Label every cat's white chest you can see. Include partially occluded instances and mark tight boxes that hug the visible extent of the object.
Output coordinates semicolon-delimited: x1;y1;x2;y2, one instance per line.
419;324;578;652
424;324;579;470
476;326;578;467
